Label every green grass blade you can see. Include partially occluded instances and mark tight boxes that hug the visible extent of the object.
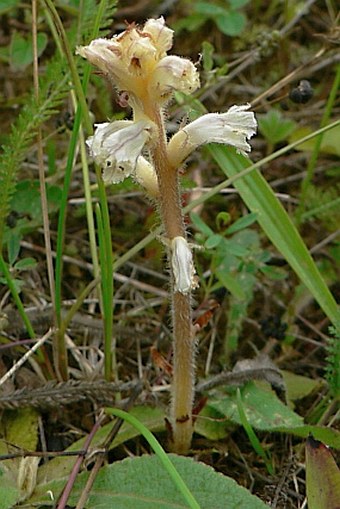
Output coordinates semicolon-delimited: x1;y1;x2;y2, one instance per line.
208;145;339;325
95;204;115;381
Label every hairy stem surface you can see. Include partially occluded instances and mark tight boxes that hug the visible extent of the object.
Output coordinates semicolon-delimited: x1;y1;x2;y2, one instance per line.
149;106;196;454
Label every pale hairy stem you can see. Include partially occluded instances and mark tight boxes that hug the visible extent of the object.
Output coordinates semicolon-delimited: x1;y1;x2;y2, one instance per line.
147;105;196;454
171;292;195;454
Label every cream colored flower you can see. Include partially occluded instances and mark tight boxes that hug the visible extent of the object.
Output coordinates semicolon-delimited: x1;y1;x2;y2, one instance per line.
167;104;257;167
77;17;199;110
86;120;154;184
76;38;124;83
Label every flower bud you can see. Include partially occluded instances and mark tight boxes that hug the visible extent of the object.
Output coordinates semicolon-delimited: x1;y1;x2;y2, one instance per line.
134;157;159;197
167;104;257;167
151;56;200;100
143;17;173;56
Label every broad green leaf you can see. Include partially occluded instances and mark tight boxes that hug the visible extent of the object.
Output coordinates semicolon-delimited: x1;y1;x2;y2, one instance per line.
30;454;269;508
258;110;296;145
216;11;246;36
0;436;21;507
195;405;232;440
229;229;259;249
46;184;62;212
289;124;340;156
10;180;61;225
208;145;339;325
10;32;48;71
194;1;226;16
0;464;20;509
219;237;250;257
2;408;39;451
306;436;340;509
209;381;304;430
11;180;41;219
203;382;340;448
0;409;40;506
282;370;321;402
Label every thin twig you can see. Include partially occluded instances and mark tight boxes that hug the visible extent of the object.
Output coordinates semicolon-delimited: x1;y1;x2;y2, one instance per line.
56;411;106;509
196;367;285;393
32;0;56;312
0;328;53;387
0;379;139;409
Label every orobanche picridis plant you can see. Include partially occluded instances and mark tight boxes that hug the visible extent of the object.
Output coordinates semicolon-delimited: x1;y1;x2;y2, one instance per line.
77;17;256;454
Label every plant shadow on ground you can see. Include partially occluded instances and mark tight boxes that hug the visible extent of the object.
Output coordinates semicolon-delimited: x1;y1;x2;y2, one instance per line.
0;1;339;508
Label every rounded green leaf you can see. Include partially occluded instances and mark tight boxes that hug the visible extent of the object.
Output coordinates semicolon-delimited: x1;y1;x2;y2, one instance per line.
32;454;269;508
216;11;246;36
10;32;48;71
194;2;226;16
258;110;296;145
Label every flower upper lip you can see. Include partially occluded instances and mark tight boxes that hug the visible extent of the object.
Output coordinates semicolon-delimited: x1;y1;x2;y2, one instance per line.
167;105;257;167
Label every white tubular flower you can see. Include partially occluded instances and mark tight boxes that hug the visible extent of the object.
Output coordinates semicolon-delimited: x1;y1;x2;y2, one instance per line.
167;104;257;167
170;236;198;295
86;120;154;184
76;38;124;84
151;55;200;100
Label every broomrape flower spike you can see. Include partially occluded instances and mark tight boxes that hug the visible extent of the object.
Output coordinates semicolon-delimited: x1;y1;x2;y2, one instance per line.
76;16;199;112
78;17;256;454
